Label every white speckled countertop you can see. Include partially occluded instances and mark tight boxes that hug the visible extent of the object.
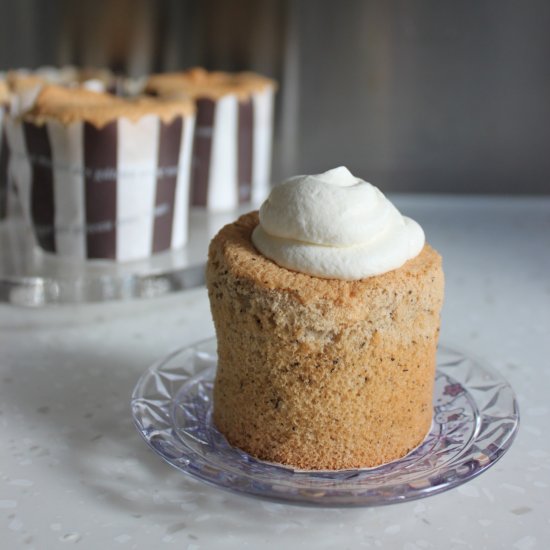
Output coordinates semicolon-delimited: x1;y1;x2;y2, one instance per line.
1;196;549;550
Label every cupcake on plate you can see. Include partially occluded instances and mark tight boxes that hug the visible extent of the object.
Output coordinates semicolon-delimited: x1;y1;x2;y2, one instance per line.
11;84;195;261
206;167;444;470
146;68;276;210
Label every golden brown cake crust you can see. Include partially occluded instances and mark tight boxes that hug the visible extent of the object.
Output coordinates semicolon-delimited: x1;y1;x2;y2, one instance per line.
146;67;277;101
207;212;444;470
23;85;195;128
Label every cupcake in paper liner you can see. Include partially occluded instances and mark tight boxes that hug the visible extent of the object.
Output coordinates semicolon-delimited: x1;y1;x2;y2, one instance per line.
146;68;276;211
3;67;142;225
11;85;195;261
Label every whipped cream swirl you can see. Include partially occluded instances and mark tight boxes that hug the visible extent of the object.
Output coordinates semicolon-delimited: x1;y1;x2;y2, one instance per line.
251;167;425;279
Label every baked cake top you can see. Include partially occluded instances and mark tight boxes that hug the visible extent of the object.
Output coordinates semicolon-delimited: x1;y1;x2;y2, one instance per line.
146;67;277;101
23;85;195;128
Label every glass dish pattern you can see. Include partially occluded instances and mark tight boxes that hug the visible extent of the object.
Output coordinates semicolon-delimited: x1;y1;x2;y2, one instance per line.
131;339;519;507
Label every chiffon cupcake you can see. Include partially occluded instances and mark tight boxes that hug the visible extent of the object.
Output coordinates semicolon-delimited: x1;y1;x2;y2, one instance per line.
146;68;276;210
12;85;195;261
207;167;444;470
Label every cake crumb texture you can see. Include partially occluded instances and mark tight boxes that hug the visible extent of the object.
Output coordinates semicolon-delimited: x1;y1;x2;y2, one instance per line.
207;211;444;470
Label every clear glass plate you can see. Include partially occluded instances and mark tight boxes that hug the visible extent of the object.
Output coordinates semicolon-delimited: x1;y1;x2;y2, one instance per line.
131;338;519;507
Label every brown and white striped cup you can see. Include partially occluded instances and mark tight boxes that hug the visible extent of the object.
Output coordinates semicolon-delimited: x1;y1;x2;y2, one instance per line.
146;69;276;211
2;66;123;223
9;86;195;261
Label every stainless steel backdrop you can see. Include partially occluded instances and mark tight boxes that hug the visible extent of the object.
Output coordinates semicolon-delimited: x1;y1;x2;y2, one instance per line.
1;0;549;193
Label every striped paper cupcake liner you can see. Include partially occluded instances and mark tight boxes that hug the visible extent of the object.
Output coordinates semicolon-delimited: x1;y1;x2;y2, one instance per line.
7;113;195;261
191;85;275;211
